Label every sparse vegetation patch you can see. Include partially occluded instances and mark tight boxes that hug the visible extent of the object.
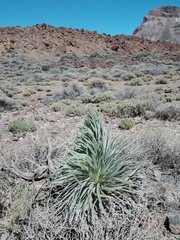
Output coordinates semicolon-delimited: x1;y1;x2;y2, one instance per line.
8;119;37;134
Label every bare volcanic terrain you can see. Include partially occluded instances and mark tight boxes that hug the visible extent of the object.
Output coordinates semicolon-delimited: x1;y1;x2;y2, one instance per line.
0;20;180;240
133;6;180;44
0;23;180;61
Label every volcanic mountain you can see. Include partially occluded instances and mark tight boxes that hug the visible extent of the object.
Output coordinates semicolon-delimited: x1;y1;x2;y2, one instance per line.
133;6;180;44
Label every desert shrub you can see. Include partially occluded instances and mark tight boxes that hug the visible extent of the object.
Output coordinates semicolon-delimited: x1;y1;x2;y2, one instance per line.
100;73;111;80
28;89;36;94
51;102;66;112
164;93;176;102
99;100;154;118
122;73;136;81
8;120;37;134
104;58;115;65
60;52;77;61
98;101;119;117
3;180;34;234
140;129;180;180
155;79;168;84
31;73;45;82
49;82;85;103
61;72;78;81
110;69;127;78
77;66;89;74
155;103;180;120
78;93;93;103
46;92;53;96
176;94;180;101
118;118;135;130
129;78;144;86
78;75;89;82
116;100;154;118
23;91;31;97
144;110;155;120
164;88;172;93
87;69;102;77
0;83;20;97
52;109;142;223
85;77;107;89
85;78;110;95
0;97;20;111
134;71;145;77
18;100;31;107
116;88;139;100
37;87;44;91
141;75;153;82
42;65;51;71
65;104;87;117
91;91;116;103
46;89;51;92
154;87;163;93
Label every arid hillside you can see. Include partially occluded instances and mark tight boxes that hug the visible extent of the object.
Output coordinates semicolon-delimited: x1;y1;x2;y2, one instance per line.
0;23;180;59
0;22;180;240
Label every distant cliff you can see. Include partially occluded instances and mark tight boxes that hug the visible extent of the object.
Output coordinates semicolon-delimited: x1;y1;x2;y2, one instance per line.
133;6;180;44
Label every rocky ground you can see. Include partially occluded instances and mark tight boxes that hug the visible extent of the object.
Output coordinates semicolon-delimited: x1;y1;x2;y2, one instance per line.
0;25;180;239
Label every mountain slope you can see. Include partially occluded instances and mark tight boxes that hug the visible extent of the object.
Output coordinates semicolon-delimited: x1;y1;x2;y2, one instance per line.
0;23;180;62
133;6;180;44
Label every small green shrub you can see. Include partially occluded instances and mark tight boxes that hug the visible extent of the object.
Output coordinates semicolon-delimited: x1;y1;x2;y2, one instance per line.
65;104;86;117
99;101;118;117
99;100;154;118
85;77;107;89
51;102;66;112
91;91;116;103
52;109;142;223
6;181;34;234
116;100;153;118
118;118;135;130
78;93;93;103
8;120;37;134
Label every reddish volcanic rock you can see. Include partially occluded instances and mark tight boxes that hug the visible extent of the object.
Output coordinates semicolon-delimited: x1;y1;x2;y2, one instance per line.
0;23;180;62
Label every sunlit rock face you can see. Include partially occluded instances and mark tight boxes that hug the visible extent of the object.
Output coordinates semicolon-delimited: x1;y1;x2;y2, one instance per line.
133;6;180;44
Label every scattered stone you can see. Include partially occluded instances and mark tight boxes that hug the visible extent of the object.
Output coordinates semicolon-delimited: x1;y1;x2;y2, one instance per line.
144;110;155;120
165;215;180;235
0;232;10;240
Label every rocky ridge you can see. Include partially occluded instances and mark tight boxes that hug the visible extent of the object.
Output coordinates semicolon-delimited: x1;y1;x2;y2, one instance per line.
0;22;180;63
133;6;180;44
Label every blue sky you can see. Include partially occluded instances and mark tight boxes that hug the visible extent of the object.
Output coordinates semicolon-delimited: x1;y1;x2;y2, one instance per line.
0;0;180;35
